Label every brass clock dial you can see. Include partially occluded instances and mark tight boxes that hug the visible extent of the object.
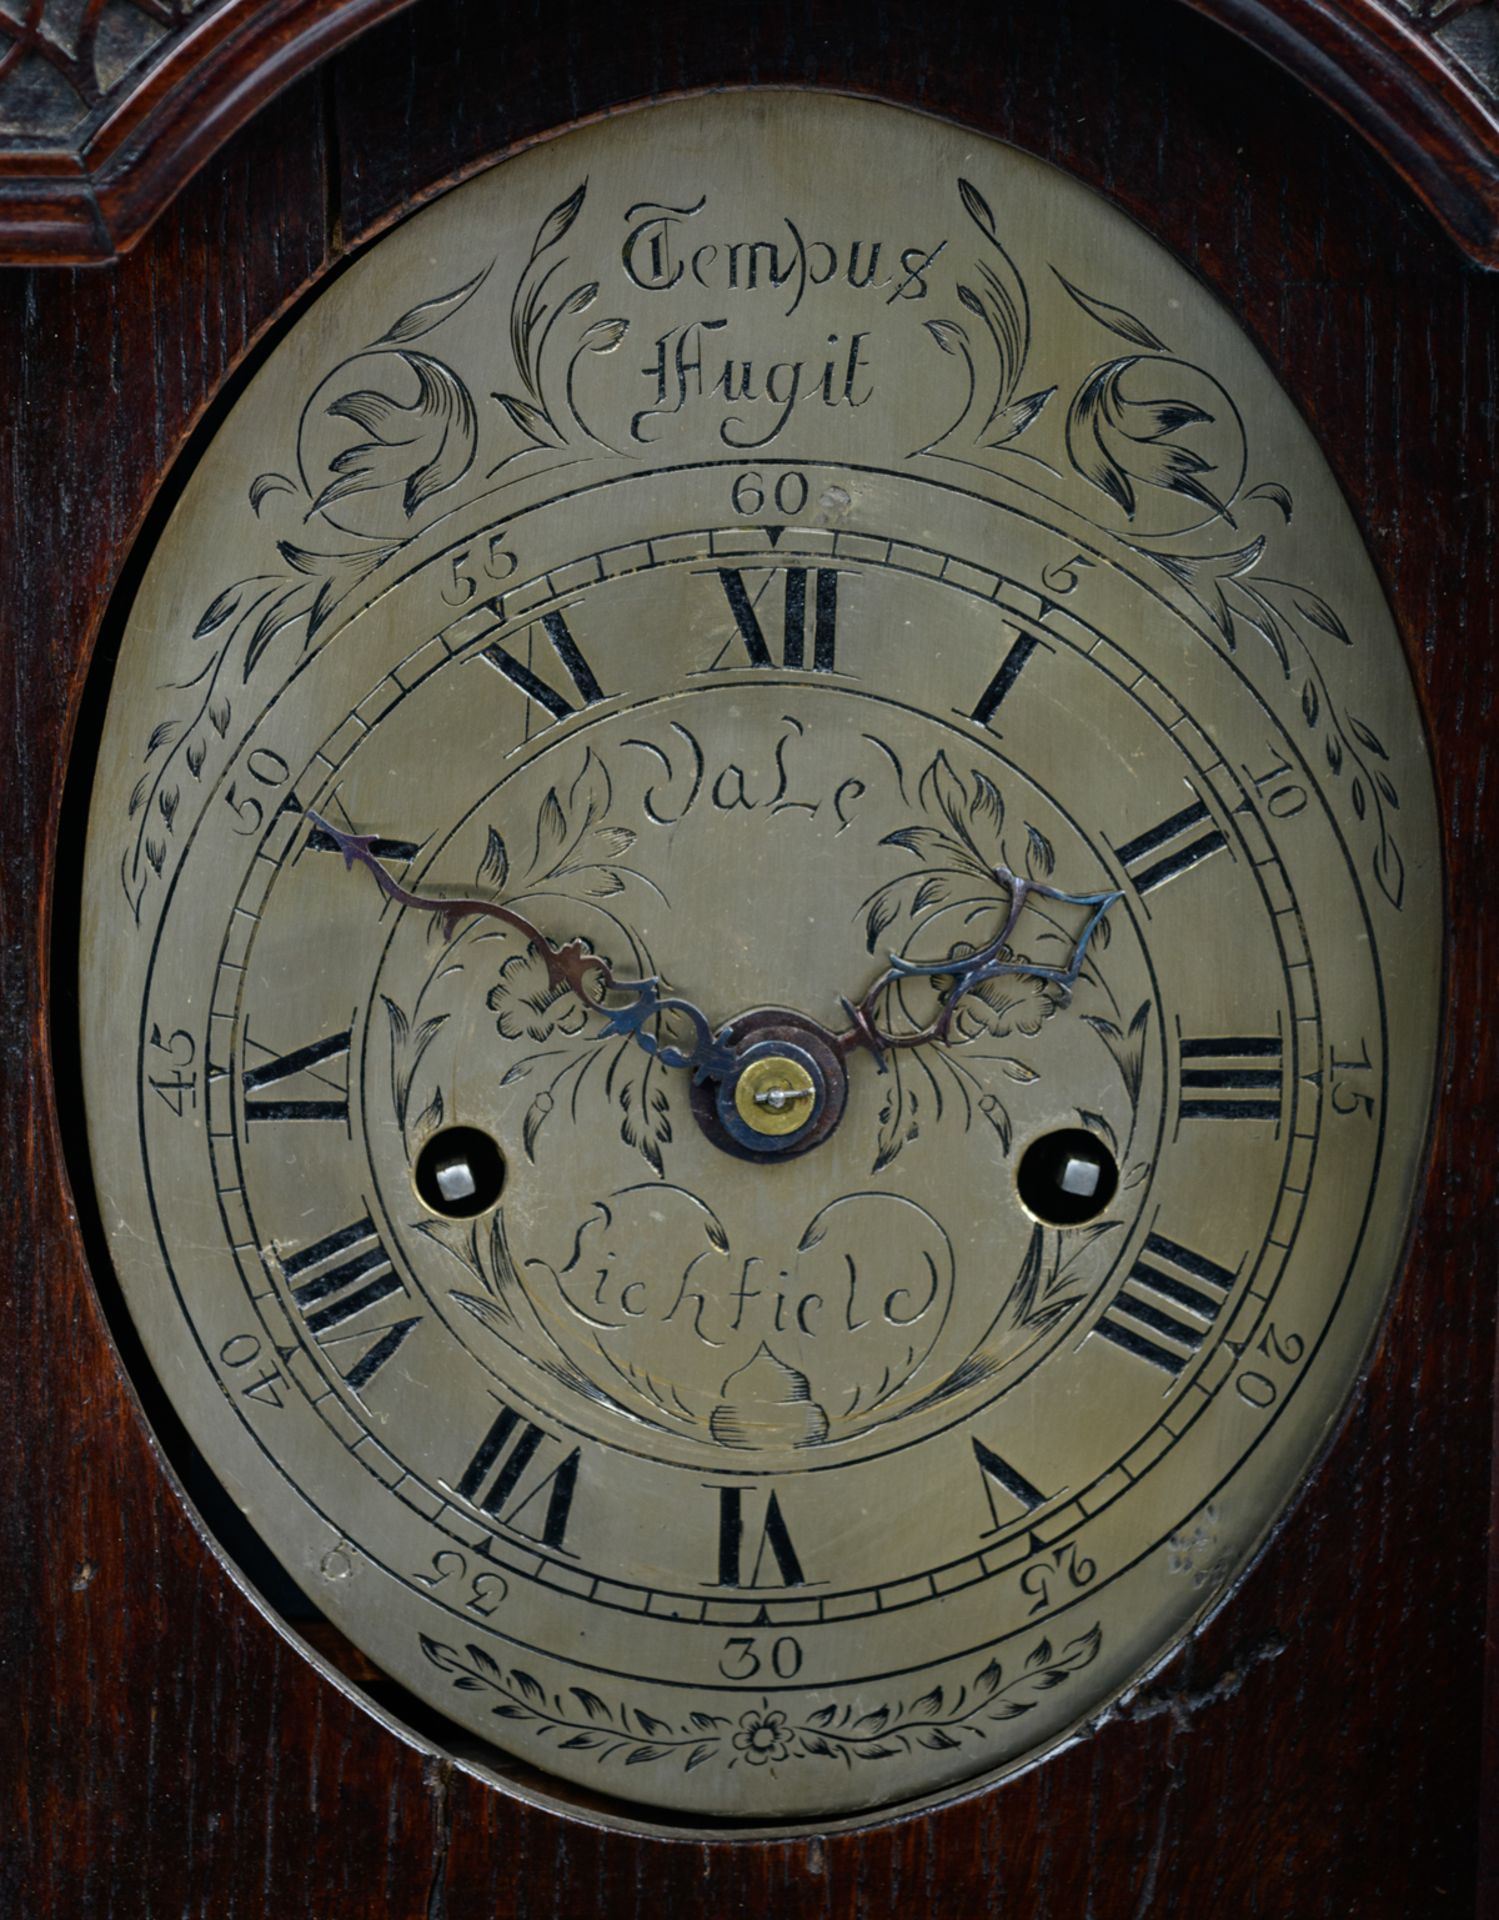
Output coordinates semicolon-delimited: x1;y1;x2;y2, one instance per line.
79;93;1441;1825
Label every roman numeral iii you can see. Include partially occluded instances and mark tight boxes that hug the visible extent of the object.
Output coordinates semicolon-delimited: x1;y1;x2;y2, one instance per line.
1178;1033;1284;1123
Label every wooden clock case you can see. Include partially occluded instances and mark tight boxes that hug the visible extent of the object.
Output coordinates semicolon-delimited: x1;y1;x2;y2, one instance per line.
2;1;1496;1913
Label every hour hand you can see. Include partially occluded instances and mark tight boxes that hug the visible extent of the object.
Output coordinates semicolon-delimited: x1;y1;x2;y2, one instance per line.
838;865;1121;1064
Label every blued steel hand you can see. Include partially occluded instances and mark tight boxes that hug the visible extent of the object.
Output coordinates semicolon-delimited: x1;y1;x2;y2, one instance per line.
307;813;738;1080
310;814;1119;1081
834;867;1122;1067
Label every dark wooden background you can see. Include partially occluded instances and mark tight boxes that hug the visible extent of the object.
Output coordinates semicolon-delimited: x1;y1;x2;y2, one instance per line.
3;1;1496;1913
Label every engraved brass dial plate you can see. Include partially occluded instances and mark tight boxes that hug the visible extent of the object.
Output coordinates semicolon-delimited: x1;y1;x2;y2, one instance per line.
79;94;1442;1824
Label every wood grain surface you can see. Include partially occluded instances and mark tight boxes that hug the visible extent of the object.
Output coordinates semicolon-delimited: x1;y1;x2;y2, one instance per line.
2;1;1496;1914
5;0;1499;268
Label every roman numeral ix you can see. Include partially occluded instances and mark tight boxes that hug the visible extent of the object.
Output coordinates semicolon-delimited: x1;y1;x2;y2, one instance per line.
241;1025;351;1124
1092;1231;1240;1377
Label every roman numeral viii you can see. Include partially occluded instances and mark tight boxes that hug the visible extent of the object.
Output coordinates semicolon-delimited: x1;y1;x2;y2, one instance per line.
1114;797;1228;896
1092;1232;1240;1376
280;1214;420;1395
1179;1033;1284;1124
713;566;840;671
455;1403;581;1551
481;609;605;722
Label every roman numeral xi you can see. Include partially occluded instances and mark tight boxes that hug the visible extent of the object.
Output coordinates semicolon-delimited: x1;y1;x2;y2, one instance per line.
482;610;605;722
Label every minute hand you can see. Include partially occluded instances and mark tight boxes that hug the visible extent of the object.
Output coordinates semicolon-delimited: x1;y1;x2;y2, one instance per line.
306;813;737;1079
835;865;1122;1063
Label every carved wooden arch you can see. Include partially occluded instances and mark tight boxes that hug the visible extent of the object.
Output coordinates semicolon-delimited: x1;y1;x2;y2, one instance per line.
0;0;1497;264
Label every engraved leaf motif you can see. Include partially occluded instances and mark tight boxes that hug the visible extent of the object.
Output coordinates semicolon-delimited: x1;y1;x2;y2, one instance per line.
249;472;296;514
1024;823;1055;879
478;828;509;891
495;392;566;449
985;387;1054;447
510;1669;545;1706
374;266;491;347
241;585;308;679
579;317;629;353
522;1090;555;1160
1347;715;1389;759
958;176;1000;242
193;582;248;639
320;351;479;517
533;790;568;866
1275;580;1351;645
618;1075;672;1176
1053;270;1167;351
1247;480;1294;521
917;752;977;847
468;1645;505;1682
1374;834;1406;911
1066;359;1230;524
925;318;968;355
532;181;588;259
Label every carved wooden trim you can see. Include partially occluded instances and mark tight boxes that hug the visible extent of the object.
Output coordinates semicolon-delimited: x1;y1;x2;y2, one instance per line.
0;0;420;261
1177;0;1499;265
0;0;1496;265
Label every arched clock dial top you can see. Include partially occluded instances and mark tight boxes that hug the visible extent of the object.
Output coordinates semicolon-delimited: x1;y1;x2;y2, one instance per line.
79;92;1441;1825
